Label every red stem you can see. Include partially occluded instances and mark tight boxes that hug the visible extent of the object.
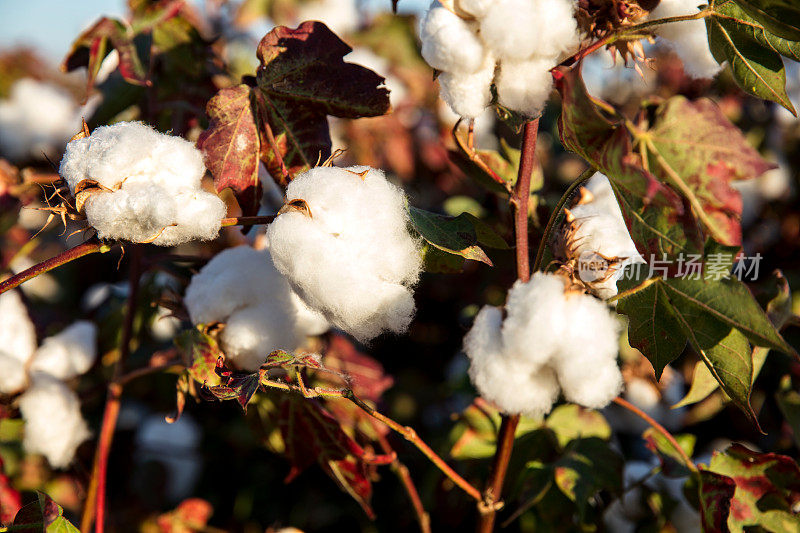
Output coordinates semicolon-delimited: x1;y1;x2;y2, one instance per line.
478;119;539;532
0;240;107;295
82;245;142;532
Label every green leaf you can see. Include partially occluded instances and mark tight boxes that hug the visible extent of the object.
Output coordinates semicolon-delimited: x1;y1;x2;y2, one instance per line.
10;492;79;532
175;328;223;388
645;96;775;246
254;21;390;184
408;206;494;266
733;0;800;40
708;444;800;532
197;85;262;217
556;66;702;258
545;405;611;449
707;0;796;114
553;438;623;521
643;427;696;477
449;402;542;460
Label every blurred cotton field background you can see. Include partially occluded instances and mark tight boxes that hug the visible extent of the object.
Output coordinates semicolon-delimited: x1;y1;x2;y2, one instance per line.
0;0;800;532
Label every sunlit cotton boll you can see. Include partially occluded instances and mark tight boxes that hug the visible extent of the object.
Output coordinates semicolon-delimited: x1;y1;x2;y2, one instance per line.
18;374;90;469
438;54;496;118
0;354;27;394
495;58;554;118
0;79;82;163
649;0;722;79
266;166;422;343
420;1;487;74
291;292;330;337
464;273;623;416
0;290;37;368
58;121;226;246
184;246;303;371
480;0;581;61
456;0;493;18
29;321;98;380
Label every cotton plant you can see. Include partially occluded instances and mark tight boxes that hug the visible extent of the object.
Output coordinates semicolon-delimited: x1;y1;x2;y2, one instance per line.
419;0;581;118
58;121;227;246
0;290;97;469
266;165;423;343
184;245;330;371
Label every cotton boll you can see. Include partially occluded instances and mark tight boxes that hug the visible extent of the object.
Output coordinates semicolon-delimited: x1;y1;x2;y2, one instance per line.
495;58;554;117
420;1;487;74
18;374;90;469
150;306;182;342
0;79;82;163
464;306;560;417
219;303;302;371
29;321;98;380
296;0;360;36
266;166;422;342
291;292;330;337
0;290;37;365
184;246;294;326
58;121;226;246
480;0;580;61
438;54;496;118
649;0;722;79
502;274;569;367
0;353;27;394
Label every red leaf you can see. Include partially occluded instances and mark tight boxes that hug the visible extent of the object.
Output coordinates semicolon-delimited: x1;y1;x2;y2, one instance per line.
323;334;394;403
0;457;21;524
698;469;736;532
197;85;262;218
156;498;213;533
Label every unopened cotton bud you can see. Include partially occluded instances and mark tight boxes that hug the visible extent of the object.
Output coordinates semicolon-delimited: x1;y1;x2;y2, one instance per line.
29;321;98;380
420;1;487;74
266;166;422;342
19;374;90;469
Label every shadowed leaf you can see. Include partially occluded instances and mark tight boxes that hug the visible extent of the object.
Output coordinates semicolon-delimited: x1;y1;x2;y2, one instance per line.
408;206;495;266
697;469;736;532
11;492;79;532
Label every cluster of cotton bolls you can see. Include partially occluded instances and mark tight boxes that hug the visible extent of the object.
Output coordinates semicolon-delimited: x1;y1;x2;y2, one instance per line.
58;121;227;246
184;245;329;371
0;290;97;468
560;172;644;300
648;0;722;80
0;79;84;163
464;272;623;418
266;165;422;343
419;0;581;118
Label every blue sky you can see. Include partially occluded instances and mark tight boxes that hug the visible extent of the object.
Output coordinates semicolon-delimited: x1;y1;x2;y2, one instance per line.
0;0;127;62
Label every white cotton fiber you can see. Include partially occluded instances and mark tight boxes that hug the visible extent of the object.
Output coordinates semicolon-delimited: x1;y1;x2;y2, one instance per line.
480;0;580;61
0;353;27;394
29;321;98;380
464;273;622;415
456;0;493;18
58;121;226;246
649;0;722;79
420;1;487;74
291;292;330;337
220;303;303;371
495;57;555;118
184;246;293;325
18;373;90;469
184;246;318;370
439;54;496;118
266;166;422;343
0;79;82;163
565;173;643;300
0;290;37;365
296;0;360;36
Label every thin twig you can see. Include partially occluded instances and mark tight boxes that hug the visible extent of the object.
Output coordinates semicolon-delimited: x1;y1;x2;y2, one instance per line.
220;215;276;228
0;239;110;295
612;396;697;472
371;419;432;533
82;245;143;533
452;119;510;190
532;167;596;273
478;119;539;533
